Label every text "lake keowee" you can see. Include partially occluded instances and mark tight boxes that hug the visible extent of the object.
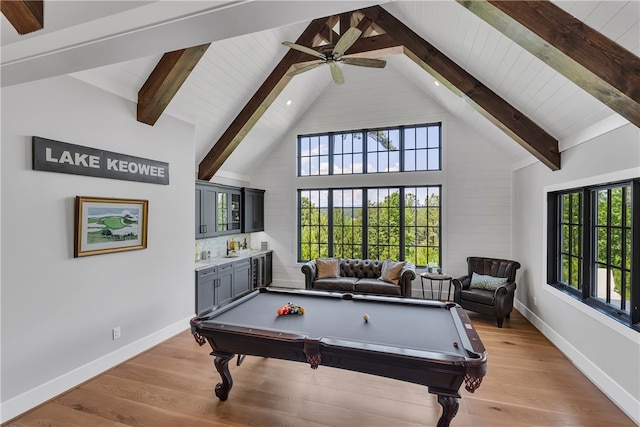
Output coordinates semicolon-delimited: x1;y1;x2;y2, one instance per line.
45;147;166;177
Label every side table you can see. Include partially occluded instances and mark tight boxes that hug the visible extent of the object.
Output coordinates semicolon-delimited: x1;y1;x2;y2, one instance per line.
420;272;453;301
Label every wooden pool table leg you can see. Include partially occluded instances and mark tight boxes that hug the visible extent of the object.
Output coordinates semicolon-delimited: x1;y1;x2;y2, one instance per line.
212;351;235;401
436;395;459;427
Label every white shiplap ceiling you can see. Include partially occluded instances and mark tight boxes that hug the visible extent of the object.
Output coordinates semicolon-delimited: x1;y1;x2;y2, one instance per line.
2;1;638;178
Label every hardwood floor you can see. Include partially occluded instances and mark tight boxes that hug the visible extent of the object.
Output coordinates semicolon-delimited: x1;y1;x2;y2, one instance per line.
3;309;635;427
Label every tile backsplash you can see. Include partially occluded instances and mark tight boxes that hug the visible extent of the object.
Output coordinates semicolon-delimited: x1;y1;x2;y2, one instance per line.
195;234;251;260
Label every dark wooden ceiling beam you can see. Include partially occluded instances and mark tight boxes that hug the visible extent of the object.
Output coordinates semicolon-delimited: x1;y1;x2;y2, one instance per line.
360;5;560;170
458;0;640;128
137;44;210;126
1;0;43;34
198;17;329;180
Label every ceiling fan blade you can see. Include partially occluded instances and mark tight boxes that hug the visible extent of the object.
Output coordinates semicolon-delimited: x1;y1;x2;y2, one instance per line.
332;27;363;59
342;57;387;69
329;62;345;84
282;42;326;60
287;61;324;77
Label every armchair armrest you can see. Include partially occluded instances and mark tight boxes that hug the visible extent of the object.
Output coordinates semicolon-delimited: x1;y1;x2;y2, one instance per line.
399;262;416;297
452;275;471;303
493;280;517;319
494;281;517;295
301;260;317;290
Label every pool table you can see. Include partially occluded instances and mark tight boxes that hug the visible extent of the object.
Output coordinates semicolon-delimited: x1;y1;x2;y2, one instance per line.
190;287;487;427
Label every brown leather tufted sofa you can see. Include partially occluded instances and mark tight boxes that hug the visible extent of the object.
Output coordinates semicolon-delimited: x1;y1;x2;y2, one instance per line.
452;256;521;328
301;259;416;297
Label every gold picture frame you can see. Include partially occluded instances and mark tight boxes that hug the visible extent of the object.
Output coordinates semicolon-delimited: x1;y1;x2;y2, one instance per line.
74;196;148;257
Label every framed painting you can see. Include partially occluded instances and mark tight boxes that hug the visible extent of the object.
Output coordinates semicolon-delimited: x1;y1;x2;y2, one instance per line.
74;196;148;257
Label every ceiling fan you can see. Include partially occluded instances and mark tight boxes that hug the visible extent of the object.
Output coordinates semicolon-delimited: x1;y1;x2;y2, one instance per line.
283;27;386;84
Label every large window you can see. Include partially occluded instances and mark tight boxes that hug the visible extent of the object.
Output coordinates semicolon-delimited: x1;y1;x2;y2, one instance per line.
298;123;441;176
299;186;441;267
548;179;639;331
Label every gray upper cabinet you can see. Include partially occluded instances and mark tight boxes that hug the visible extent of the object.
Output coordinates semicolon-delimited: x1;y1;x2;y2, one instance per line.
196;182;245;239
195;181;264;239
242;188;265;233
196;184;218;239
217;188;242;235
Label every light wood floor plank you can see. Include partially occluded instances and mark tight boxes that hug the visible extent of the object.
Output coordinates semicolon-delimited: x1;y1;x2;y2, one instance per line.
2;309;635;426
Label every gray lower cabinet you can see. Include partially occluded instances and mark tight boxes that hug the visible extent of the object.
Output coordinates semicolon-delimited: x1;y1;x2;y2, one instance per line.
216;264;234;307
195;266;217;313
233;258;252;296
195;258;256;314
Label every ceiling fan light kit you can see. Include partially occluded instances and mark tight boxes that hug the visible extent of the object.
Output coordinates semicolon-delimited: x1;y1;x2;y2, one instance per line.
283;26;386;84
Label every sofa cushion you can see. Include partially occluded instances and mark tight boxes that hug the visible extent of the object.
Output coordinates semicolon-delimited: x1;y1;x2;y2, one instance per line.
461;288;495;305
316;258;340;279
341;259;383;279
355;278;402;295
313;277;358;292
469;272;507;291
379;260;405;284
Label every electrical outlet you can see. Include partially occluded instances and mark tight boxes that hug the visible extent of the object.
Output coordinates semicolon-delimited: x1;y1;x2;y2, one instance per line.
533;296;538;306
112;326;121;340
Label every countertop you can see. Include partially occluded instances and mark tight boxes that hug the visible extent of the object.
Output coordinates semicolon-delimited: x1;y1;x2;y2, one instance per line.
195;249;272;271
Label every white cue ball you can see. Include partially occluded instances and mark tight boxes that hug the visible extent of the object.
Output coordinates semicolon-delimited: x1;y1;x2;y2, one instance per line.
363;313;369;322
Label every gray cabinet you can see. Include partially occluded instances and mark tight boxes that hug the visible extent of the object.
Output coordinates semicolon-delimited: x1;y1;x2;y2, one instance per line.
217;188;242;234
195;257;258;313
233;258;252;296
196;182;243;239
242;188;265;233
195;184;217;239
216;264;234;306
195;266;217;313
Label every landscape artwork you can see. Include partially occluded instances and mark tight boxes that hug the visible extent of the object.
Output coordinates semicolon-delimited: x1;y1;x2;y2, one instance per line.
74;196;148;257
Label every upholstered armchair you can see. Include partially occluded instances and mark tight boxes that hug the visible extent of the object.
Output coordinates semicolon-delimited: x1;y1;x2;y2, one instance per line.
452;257;521;328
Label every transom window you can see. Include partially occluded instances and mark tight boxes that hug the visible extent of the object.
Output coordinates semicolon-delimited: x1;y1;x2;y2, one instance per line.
547;179;639;331
299;186;441;267
298;123;441;176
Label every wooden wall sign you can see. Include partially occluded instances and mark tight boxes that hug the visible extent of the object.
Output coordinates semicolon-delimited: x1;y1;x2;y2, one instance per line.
32;136;169;185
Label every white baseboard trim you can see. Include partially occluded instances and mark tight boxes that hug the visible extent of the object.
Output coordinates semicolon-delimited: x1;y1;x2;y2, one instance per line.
514;300;640;425
1;316;193;424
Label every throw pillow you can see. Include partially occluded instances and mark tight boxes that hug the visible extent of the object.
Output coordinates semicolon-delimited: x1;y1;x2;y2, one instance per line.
316;258;340;279
469;273;508;291
378;260;405;285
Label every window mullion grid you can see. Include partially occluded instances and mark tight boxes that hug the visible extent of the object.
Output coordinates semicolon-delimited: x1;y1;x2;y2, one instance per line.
400;188;406;260
328;133;334;176
362;130;368;174
621;187;628;311
582;189;592;301
399;126;405;172
568;194;574;287
362;188;368;259
328;189;334;258
606;188;612;304
632;181;640;326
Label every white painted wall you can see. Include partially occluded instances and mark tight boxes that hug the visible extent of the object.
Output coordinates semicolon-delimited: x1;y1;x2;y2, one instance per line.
512;123;640;423
250;66;515;293
1;76;196;422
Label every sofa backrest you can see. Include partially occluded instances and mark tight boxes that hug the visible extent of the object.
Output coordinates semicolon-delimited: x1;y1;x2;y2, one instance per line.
340;259;383;279
467;257;521;282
